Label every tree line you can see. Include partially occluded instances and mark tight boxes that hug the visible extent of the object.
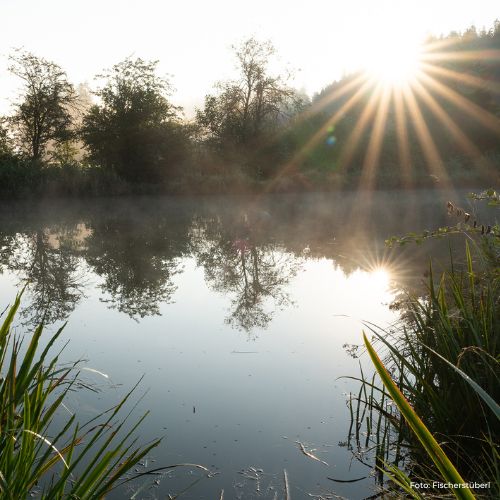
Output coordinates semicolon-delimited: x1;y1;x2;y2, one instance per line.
1;23;499;198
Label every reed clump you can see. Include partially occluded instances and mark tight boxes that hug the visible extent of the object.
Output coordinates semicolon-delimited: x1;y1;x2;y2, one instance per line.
347;198;499;498
0;291;160;498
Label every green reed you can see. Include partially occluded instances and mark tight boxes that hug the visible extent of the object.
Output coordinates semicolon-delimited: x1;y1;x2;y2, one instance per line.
0;290;161;499
364;332;475;499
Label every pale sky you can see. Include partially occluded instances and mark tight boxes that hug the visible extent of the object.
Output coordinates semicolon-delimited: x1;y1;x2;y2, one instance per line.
0;0;498;116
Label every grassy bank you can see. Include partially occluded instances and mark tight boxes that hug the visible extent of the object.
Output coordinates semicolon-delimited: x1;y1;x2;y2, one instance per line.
1;154;498;200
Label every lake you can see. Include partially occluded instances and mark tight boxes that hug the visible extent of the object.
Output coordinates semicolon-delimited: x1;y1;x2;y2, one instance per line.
0;189;477;499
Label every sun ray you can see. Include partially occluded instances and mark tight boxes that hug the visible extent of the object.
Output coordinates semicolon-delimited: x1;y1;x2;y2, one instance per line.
410;78;496;182
358;85;391;191
259;74;369;192
293;78;374;163
336;82;382;173
267;77;374;188
393;86;413;188
264;74;370;156
346;85;392;229
418;72;500;135
423;49;500;63
403;85;452;188
420;62;500;96
299;73;368;123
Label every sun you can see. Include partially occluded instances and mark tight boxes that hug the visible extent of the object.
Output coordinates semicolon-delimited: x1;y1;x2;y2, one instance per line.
362;33;424;87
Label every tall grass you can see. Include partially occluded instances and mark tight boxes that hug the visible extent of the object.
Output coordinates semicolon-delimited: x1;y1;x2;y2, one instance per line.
0;291;161;498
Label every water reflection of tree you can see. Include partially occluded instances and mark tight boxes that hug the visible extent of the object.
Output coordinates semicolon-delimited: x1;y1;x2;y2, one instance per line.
84;215;189;319
0;192;456;327
191;215;301;333
1;226;85;325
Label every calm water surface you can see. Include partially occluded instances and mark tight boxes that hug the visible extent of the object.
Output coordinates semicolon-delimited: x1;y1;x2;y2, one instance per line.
0;190;477;499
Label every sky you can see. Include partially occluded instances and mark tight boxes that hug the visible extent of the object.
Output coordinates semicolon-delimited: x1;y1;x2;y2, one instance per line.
0;0;499;116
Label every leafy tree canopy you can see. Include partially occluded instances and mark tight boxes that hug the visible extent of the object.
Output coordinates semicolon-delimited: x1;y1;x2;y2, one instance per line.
81;58;187;183
197;38;302;153
8;50;77;161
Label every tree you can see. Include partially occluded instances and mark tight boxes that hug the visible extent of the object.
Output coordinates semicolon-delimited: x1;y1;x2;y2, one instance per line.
196;38;302;170
8;51;77;161
81;58;187;183
0;119;12;159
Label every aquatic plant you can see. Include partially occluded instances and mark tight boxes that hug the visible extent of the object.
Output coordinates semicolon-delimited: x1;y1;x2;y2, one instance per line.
346;196;499;497
0;290;160;498
363;332;476;499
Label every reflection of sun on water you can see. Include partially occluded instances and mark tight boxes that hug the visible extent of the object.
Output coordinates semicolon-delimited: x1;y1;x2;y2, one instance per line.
369;267;391;289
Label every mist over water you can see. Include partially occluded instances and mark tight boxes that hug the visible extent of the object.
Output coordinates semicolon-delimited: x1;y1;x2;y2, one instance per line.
0;189;479;498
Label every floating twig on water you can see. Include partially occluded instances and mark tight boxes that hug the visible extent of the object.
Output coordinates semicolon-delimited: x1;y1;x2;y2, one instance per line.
296;441;329;466
283;469;290;500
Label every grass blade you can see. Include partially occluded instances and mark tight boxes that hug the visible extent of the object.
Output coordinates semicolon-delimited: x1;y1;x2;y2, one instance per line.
363;332;476;500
